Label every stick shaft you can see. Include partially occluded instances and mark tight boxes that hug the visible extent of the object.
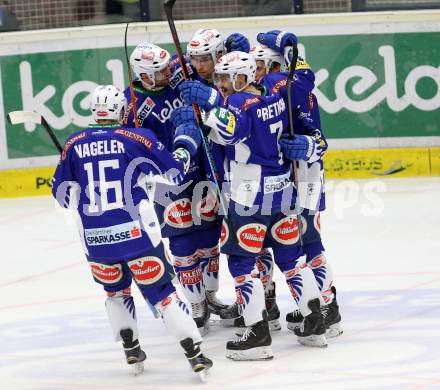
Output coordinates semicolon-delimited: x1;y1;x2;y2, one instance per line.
163;1;230;221
124;23;140;128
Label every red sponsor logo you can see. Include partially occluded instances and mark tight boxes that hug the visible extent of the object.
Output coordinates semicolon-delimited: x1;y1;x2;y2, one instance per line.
131;226;141;238
128;257;164;285
235;288;244;305
159;50;167;59
164;199;193;228
141;51;155;61
207;257;219;273
310;255;323;268
90;262;123;284
161;296;172;307
199;196;217;221
237;224;266;253
235;275;246;284
220;221;229;247
180;267;202;285
271;216;299;245
96;111;108;117
285;267;299;279
146;97;154;107
190;40;200;47
202;31;214;42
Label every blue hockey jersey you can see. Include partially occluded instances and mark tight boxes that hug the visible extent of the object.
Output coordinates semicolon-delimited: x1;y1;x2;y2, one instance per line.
52;124;189;262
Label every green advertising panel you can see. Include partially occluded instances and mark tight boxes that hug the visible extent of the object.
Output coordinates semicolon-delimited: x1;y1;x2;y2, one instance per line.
1;33;439;159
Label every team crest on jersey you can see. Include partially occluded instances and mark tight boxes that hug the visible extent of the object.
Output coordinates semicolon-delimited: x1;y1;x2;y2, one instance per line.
89;262;123;284
128;256;165;285
314;212;321;233
270;215;299;245
220;221;229;247
237;223;266;253
137;96;156;123
164;199;193;228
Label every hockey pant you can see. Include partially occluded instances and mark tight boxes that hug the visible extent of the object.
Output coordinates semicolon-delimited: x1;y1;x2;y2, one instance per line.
169;225;221;304
88;243;200;344
222;201;322;322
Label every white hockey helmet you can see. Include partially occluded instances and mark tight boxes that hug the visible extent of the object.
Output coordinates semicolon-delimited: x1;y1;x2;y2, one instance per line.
91;85;127;122
187;28;225;63
214;51;257;92
250;44;284;73
130;42;171;87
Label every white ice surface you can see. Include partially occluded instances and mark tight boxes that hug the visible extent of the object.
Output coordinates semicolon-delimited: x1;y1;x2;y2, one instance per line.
1;178;440;390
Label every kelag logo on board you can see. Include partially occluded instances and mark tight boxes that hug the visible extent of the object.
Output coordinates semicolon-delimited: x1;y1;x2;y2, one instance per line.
1;33;439;160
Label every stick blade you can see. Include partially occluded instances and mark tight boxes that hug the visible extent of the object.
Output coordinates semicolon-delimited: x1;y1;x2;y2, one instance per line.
7;111;42;125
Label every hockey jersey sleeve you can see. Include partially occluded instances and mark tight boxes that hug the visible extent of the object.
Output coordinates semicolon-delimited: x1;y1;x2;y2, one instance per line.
203;95;253;145
52;132;85;209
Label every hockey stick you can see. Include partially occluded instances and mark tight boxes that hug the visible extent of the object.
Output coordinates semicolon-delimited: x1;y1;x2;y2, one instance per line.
7;111;63;153
285;46;304;244
163;0;232;227
124;23;140;128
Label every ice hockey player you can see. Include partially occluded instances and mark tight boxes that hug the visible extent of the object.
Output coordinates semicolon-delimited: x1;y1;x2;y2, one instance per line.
124;42;229;335
256;29;343;339
179;52;328;359
186;28;282;330
52;85;212;379
227;30;343;339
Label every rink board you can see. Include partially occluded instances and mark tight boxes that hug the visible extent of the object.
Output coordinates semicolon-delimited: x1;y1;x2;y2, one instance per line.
1;147;439;198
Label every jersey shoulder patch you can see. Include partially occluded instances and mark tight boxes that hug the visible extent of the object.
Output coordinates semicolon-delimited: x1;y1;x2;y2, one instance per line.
114;128;155;150
61;131;87;161
295;59;311;71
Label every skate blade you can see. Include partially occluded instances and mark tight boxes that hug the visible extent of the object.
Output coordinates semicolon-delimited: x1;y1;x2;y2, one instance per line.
286;322;302;332
297;334;328;348
326;323;343;339
131;361;145;375
269;319;281;331
226;346;274;361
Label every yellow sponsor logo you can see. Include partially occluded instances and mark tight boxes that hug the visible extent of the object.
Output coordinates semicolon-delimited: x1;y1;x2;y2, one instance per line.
295;59;311;70
226;113;236;134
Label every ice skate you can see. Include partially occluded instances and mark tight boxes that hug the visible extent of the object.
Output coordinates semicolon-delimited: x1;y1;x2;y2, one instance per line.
286;309;304;332
226;318;273;361
294;299;328;348
322;286;343;338
206;290;229;316
191;300;210;336
180;337;213;381
120;328;146;375
265;283;281;331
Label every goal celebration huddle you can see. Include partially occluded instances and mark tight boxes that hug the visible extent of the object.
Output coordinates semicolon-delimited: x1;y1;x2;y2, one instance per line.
52;25;343;380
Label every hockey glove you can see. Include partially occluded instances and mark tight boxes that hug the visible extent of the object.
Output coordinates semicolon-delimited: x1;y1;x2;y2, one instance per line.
179;80;220;111
257;30;298;54
171;106;197;128
174;122;201;157
225;33;250;53
279;134;325;162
